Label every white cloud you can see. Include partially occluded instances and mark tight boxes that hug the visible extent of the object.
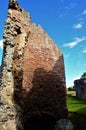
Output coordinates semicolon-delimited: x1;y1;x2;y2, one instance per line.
73;23;83;29
82;10;86;15
0;40;3;49
83;48;86;53
63;37;86;48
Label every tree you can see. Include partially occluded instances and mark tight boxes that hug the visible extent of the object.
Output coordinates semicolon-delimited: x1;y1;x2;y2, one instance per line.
81;72;86;79
68;86;74;91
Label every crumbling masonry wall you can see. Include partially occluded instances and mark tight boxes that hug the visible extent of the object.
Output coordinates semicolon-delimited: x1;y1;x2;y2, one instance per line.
0;0;68;130
74;78;86;99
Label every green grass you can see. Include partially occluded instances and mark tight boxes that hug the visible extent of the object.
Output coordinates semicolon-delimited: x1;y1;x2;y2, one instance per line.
67;92;86;116
67;91;86;130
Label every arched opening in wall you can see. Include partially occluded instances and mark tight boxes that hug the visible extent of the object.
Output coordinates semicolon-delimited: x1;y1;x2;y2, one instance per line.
23;114;56;130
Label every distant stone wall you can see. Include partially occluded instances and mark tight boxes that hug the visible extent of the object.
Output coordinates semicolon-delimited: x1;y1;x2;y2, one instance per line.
74;78;86;99
0;0;68;130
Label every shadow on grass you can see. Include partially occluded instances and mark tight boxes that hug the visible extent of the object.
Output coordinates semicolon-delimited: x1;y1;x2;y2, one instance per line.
77;107;86;116
67;92;86;130
68;112;86;130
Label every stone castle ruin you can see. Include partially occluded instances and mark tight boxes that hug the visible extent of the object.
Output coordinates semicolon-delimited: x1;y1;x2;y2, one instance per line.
74;78;86;99
0;0;68;130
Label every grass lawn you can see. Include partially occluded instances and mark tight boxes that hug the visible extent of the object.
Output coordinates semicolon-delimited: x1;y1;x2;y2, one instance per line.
67;91;86;130
67;91;86;115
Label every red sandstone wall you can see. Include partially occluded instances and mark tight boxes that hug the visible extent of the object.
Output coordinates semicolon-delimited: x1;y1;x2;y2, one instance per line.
0;1;68;129
12;1;67;122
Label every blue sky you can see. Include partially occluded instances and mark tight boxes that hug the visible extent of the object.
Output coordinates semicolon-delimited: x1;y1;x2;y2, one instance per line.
0;0;86;87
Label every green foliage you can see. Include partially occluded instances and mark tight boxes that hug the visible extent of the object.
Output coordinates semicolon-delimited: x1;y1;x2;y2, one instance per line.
81;72;86;79
68;86;74;91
